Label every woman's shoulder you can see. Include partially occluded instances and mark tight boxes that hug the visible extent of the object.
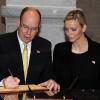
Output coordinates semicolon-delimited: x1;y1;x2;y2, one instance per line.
55;41;71;48
54;41;71;52
88;37;100;53
88;38;100;48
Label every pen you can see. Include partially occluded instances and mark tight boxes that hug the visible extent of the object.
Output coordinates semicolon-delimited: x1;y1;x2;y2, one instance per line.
8;68;13;77
28;85;36;99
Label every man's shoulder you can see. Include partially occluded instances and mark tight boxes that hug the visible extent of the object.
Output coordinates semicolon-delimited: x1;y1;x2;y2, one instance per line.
0;31;16;40
33;36;51;45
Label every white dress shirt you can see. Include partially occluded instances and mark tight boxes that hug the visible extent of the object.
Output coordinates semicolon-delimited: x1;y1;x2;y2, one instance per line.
17;32;31;66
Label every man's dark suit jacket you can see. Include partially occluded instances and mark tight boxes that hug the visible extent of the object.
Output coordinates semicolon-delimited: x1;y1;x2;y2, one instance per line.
0;30;53;85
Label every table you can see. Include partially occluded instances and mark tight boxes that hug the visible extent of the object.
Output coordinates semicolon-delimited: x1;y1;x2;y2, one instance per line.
1;88;100;100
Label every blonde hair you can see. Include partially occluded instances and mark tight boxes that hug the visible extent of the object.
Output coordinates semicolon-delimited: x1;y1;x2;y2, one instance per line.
64;9;87;27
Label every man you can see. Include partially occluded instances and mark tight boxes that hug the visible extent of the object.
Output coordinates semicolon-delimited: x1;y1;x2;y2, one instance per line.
0;7;60;99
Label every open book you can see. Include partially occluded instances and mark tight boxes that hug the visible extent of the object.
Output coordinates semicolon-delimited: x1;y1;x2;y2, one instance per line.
0;84;49;94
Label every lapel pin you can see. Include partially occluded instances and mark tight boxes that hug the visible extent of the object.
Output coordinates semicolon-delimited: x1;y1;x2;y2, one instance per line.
91;60;96;64
36;50;40;53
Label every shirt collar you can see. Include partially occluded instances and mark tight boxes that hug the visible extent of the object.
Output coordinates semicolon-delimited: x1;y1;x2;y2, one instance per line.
17;31;31;49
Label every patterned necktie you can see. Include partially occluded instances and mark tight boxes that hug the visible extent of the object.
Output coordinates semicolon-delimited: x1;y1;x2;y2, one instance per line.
22;43;28;82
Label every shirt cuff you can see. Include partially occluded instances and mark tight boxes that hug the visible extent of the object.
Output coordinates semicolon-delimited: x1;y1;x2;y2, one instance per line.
0;80;4;87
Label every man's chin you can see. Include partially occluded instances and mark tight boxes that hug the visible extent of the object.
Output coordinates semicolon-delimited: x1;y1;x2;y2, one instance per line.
24;39;31;44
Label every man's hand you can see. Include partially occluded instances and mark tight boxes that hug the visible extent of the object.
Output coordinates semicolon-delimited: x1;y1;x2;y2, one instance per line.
4;95;19;100
38;79;60;91
3;76;20;89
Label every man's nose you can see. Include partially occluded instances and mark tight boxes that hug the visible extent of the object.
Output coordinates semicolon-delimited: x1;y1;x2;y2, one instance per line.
27;28;31;34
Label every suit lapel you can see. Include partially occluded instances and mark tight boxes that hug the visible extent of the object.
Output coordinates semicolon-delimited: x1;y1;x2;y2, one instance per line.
26;39;35;83
11;31;25;84
26;37;41;83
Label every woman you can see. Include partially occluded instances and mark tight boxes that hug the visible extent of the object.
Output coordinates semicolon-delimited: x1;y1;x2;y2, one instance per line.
53;9;100;89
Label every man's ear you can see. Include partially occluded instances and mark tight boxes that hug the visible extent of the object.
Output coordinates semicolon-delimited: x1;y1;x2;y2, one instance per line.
82;24;87;33
16;19;20;27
